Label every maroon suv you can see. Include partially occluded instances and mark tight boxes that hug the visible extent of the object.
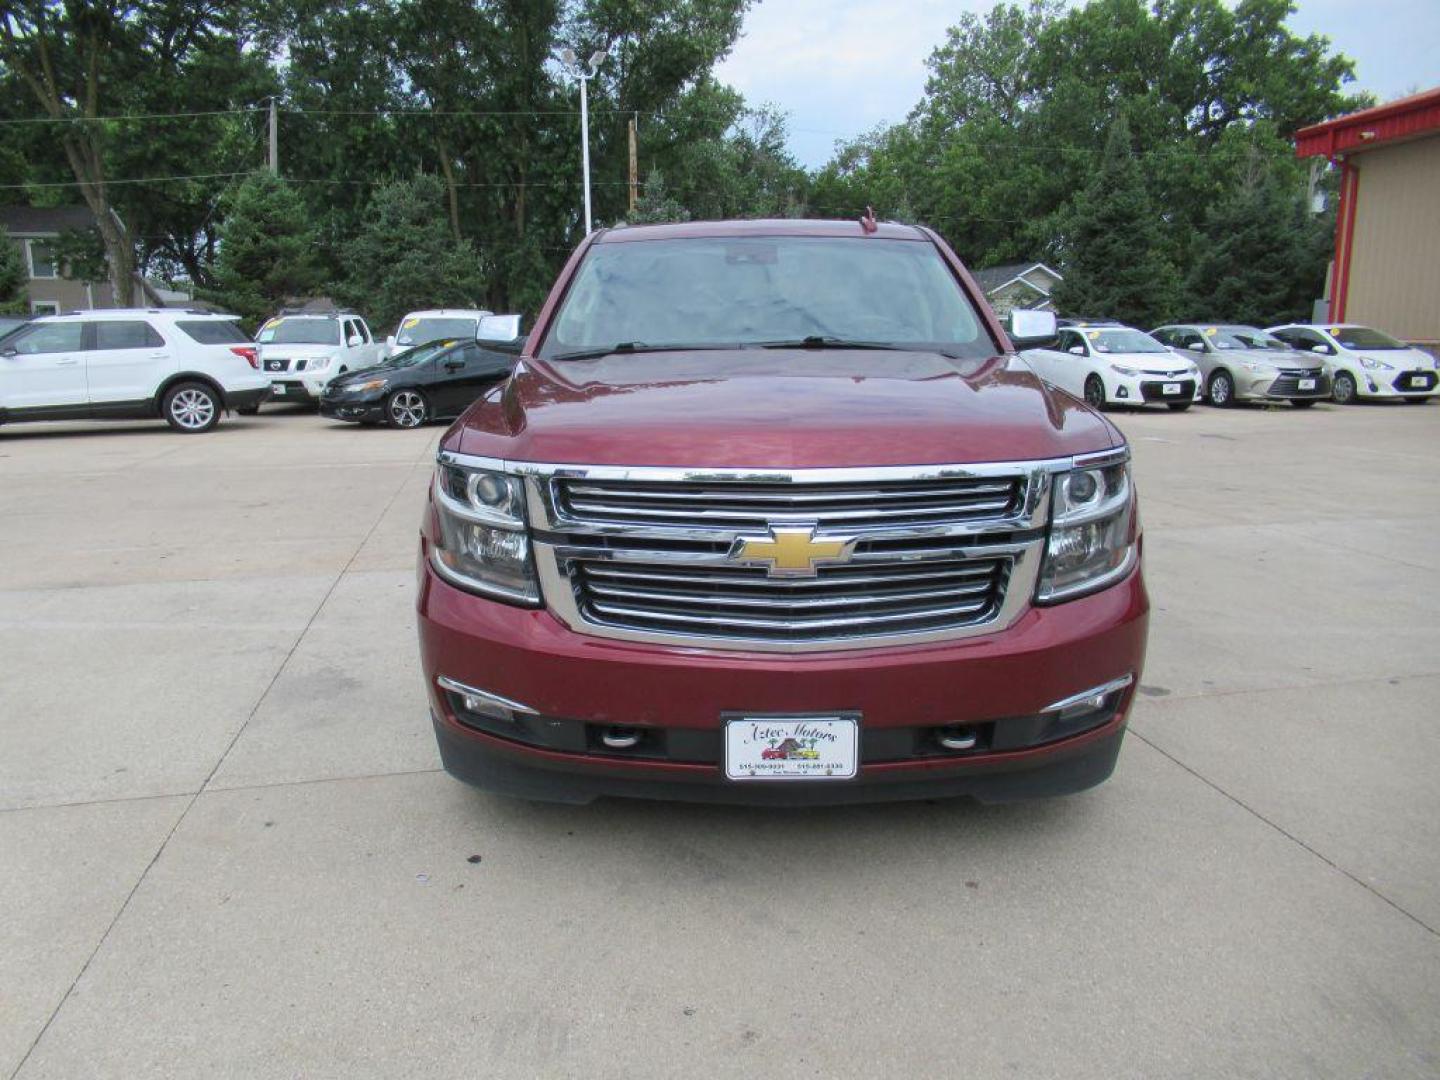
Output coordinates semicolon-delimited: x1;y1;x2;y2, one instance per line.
417;220;1147;805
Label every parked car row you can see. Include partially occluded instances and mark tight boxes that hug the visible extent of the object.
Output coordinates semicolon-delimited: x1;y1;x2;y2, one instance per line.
1019;317;1437;410
0;305;524;434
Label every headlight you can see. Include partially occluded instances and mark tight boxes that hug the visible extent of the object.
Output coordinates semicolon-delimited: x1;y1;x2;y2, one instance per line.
355;378;389;393
430;461;539;605
1037;456;1137;603
1109;365;1138;377
307;355;333;371
1358;356;1392;371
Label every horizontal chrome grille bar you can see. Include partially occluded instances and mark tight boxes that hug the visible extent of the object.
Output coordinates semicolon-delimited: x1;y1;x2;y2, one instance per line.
563;481;1015;503
581;561;996;589
588;597;993;633
584;579;992;610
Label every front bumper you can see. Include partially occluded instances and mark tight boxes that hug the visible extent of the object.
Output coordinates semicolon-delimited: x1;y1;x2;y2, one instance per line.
1357;369;1440;398
320;395;385;422
267;373;335;401
418;542;1149;805
1236;371;1331;401
1111;375;1199;404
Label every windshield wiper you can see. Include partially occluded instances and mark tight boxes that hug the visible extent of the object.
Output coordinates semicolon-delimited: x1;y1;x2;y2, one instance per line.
759;336;962;358
550;341;736;362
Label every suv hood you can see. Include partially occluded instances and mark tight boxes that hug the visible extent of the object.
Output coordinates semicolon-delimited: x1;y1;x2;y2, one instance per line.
453;349;1119;468
258;342;342;357
1214;347;1319;369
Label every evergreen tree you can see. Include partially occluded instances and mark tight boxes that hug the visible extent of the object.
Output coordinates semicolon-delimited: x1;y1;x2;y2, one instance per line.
627;171;691;225
334;174;487;330
1185;167;1331;326
1051;115;1180;327
0;226;27;315
206;173;325;324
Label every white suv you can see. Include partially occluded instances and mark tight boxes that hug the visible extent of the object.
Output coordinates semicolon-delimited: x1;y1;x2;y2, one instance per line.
256;311;384;403
0;308;271;433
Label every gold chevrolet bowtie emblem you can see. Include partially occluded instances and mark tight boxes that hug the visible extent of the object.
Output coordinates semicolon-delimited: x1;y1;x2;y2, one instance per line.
730;525;857;578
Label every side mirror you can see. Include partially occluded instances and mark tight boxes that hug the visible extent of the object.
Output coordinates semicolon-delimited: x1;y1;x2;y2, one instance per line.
1310;344;1331;355
347;333;362;348
1008;309;1058;349
0;347;17;358
477;314;522;343
1068;346;1085;356
386;335;397;348
1187;342;1205;352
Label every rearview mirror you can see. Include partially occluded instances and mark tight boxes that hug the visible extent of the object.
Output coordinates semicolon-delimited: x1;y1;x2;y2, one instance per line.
476;314;522;343
1008;309;1058;349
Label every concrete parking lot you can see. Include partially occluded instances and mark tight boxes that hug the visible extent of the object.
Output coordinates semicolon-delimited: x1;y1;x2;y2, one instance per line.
2;398;1438;1079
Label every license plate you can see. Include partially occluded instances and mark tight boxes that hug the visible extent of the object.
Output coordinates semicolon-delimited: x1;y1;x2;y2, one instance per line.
724;717;858;781
273;384;286;394
1411;376;1427;388
1162;383;1182;395
1298;378;1316;390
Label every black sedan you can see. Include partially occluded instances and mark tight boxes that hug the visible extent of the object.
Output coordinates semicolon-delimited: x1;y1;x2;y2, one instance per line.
320;338;520;428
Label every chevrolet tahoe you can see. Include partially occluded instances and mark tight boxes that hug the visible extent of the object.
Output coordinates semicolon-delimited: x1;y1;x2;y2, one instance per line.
417;219;1148;805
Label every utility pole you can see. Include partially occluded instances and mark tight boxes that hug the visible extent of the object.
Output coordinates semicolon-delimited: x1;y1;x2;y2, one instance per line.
559;48;607;234
268;97;278;175
628;115;638;215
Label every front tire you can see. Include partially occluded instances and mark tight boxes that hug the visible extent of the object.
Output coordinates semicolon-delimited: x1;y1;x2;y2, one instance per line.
386;389;429;428
1083;375;1106;409
1208;370;1235;407
162;382;221;433
1332;372;1358;405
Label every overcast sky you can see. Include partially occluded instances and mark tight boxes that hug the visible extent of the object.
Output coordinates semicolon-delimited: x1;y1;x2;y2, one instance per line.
714;0;1440;168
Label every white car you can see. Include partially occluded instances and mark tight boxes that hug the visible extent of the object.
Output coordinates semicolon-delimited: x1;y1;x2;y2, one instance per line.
385;308;496;357
1267;323;1439;405
1021;323;1203;411
256;311;384;403
0;308;270;432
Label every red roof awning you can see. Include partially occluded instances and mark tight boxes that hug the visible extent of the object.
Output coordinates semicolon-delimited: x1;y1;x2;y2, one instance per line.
1296;87;1440;159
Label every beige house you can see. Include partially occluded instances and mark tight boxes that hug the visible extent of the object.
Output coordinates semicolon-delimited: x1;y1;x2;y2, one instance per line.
0;205;185;313
1295;88;1440;352
969;262;1063;317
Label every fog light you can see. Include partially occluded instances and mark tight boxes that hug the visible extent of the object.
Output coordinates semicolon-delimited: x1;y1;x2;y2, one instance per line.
1116;385;1129;398
437;675;537;725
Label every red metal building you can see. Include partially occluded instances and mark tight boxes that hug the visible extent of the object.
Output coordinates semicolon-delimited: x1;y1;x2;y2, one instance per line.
1296;88;1440;350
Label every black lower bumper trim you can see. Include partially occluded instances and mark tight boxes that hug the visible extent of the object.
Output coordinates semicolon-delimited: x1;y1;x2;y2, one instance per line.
431;713;1126;806
227;386;273;410
320;399;385;422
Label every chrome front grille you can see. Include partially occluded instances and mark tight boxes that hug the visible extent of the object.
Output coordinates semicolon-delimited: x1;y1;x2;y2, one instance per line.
553;476;1024;531
571;556;1008;642
436;453;1081;652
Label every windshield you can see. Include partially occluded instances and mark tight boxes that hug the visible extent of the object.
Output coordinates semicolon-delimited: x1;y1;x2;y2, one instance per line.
1088;329;1167;354
1209;326;1289;351
381;341;450;368
539;236;991;359
396;317;477;347
257;317;340;345
1332;325;1407;350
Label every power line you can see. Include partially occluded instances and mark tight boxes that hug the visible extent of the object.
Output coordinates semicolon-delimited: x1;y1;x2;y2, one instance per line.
0;171;253;190
0;108;263;126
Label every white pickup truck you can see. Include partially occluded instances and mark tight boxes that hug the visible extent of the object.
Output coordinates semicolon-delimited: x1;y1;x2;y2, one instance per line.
256;311;385;404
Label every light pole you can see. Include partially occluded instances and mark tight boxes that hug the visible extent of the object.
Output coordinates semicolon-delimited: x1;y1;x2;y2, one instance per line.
560;47;607;235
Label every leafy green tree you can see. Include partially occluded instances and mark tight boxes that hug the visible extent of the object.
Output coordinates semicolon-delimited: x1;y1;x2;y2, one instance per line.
0;2;276;303
1051;116;1180;327
628;171;691;225
0;226;27;314
204;173;325;324
1185;159;1332;325
333;174;487;330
